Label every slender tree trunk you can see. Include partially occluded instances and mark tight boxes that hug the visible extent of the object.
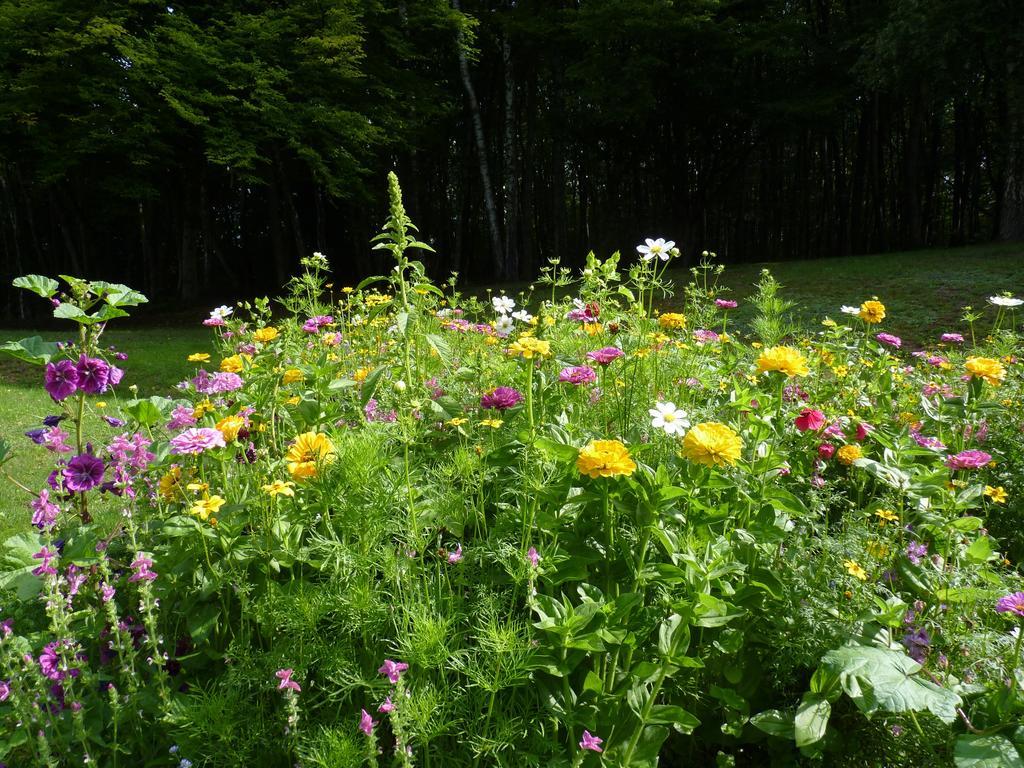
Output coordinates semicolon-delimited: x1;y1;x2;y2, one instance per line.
502;21;520;279
999;58;1024;241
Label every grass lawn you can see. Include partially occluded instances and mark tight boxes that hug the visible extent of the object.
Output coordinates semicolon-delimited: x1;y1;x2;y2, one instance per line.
1;242;1022;537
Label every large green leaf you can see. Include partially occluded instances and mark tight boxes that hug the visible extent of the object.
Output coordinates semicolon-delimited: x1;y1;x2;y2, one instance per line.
794;693;831;747
0;336;61;365
954;734;1024;767
12;274;59;298
821;643;960;723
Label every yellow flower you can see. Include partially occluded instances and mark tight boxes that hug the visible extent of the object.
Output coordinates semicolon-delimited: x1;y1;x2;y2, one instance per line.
215;415;245;443
866;541;890;559
858;300;886;324
479;418;504;428
96;401;107;409
844;560;868;581
576;439;637;479
192;399;214;419
253;327;279;343
158;467;184;501
446;418;468;427
658;313;687;331
353;367;371;383
220;354;250;373
874;508;899;526
188;353;211;363
284;395;301;406
583;322;603;336
282;368;304;384
985;486;1008;504
965;356;1006;387
286;431;337;480
508;336;552;359
680;422;743;467
836;444;863;466
190;495;226;521
756;346;810;377
262;480;296;498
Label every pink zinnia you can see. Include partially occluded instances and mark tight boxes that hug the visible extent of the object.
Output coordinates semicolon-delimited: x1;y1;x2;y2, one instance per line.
876;333;902;348
715;299;738;309
558;366;597;386
579;730;603;752
692;329;719;344
378;659;409;684
167;405;197;431
447;544;463;564
945;450;991;470
276;668;301;692
817;443;836;459
170;428;226;455
940;333;964;343
794;409;825;432
855;422;873;441
996;592;1024;617
480;387;523;410
586;347;624;366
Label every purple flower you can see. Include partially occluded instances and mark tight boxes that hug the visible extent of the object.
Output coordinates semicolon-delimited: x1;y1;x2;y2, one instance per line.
940;333;964;343
447;544;463;564
558;366;597;386
167;406;197;431
586;347;624;366
75;355;112;394
302;315;334;333
44;360;79;401
876;333;902;349
30;490;59;530
378;696;394;713
25;428;46;445
359;709;376;736
128;556;157;583
191;370;244;395
42;415;65;428
102;416;127;428
901;628;930;663
62;452;105;492
0;680;8;702
692;329;719;344
276;668;301;692
100;583;116;603
42;427;72;454
996;592;1024;617
170;428;226;455
715;299;738;309
66;565;87;597
31;546;58;577
39;643;64;681
378;659;409;684
945;450;992;470
579;730;603;752
527;547;540;569
480;387;524;411
906;541;928;565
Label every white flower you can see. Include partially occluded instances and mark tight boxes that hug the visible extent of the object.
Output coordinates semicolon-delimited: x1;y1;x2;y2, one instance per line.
209;305;233;320
492;295;516;314
989;295;1024;308
840;305;860;315
494;315;514;336
512;310;534;323
649;401;689;436
636;238;676;262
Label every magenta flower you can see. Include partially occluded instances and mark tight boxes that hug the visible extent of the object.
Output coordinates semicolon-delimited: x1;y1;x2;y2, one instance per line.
692;329;719;344
359;709;376;736
527;547;540;568
167;406;197;431
127;556;157;583
170;428;226;455
940;333;964;343
945;450;992;470
996;593;1024;617
378;659;409;684
62;452;105;492
558;365;598;386
480;387;524;410
44;360;79;401
42;427;72;453
30;490;59;530
276;668;302;692
31;546;58;577
447;544;463;564
855;422;873;441
579;730;603;752
817;443;835;459
39;642;67;681
876;333;902;348
302;315;334;333
100;583;116;603
715;299;738;309
0;680;9;702
586;347;624;366
794;409;826;432
75;355;112;394
192;370;244;395
379;696;395;713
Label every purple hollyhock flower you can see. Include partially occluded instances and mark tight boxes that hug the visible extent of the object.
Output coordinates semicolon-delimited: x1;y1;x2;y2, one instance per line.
30;490;59;530
103;416;127;428
945;450;992;470
586;347;624;366
359;709;376;736
44;360;79;401
876;332;902;348
276;668;301;692
25;428;47;445
996;592;1024;617
0;680;9;702
480;386;524;410
75;355;111;394
169;428;225;455
558;366;597;385
579;730;603;752
62;452;105;492
378;659;409;684
901;628;930;663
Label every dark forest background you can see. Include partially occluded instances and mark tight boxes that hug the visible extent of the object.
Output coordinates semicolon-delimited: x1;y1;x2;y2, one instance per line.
1;0;1022;317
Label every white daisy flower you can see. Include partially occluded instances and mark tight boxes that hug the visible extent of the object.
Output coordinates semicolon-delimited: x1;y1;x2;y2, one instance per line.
649;401;689;436
210;305;233;320
636;238;676;262
492;295;516;314
512;310;534;323
989;295;1024;308
494;315;514;336
840;305;860;315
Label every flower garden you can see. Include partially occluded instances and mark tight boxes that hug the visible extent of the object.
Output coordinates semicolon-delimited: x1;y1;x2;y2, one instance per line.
1;175;1023;767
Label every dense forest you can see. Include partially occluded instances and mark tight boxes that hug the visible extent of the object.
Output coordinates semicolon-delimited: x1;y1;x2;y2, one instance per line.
0;0;1022;314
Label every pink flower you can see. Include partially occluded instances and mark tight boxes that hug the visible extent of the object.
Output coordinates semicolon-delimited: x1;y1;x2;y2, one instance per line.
875;333;902;348
692;329;719;344
794;409;825;432
31;546;58;577
527;547;540;569
447;544;463;564
823;422;846;439
378;659;409;684
558;366;597;386
480;387;524;410
30;490;60;530
170;428;226;455
855;422;873;441
359;709;376;735
579;730;603;752
128;555;157;583
817;443;835;460
276;668;301;693
940;333;964;343
715;299;738;309
378;696;395;713
100;583;116;603
945;450;992;470
996;592;1024;617
0;680;8;702
585;347;624;366
167;406;197;431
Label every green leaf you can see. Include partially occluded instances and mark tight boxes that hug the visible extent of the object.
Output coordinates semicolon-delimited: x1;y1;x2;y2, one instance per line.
534;437;580;463
750;710;795;739
965;536;995;564
125;397;174;427
0;336;61;365
821;643;960;723
794;693;831;747
90;281;148;307
12;274;59;298
360;366;386;409
954;734;1024;768
52;303;89;322
647;704;700;733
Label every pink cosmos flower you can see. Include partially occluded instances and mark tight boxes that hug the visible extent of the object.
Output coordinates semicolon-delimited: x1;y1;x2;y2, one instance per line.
359;709;376;735
945;450;992;470
794;409;826;432
378;659;409;684
586;347;624;366
579;730;603;752
996;592;1024;617
558;366;597;386
447;544;463;564
715;299;738;309
276;668;301;692
170;428;226;455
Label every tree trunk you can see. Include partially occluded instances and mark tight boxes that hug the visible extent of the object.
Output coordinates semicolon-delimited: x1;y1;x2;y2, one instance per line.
502;22;520;279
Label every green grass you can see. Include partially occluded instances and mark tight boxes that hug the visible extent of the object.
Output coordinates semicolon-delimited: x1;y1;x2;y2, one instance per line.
1;243;1022;538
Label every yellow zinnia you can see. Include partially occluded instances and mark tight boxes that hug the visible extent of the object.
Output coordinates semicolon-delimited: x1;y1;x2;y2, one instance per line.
158;466;184;502
658;313;687;331
215;415;245;442
756;346;810;377
282;368;304;384
965;356;1006;387
680;422;743;467
576;440;637;479
858;300;886;324
262;480;296;498
220;354;250;373
286;431;337;480
508;336;552;359
188;353;211;363
836;444;863;466
253;327;279;343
